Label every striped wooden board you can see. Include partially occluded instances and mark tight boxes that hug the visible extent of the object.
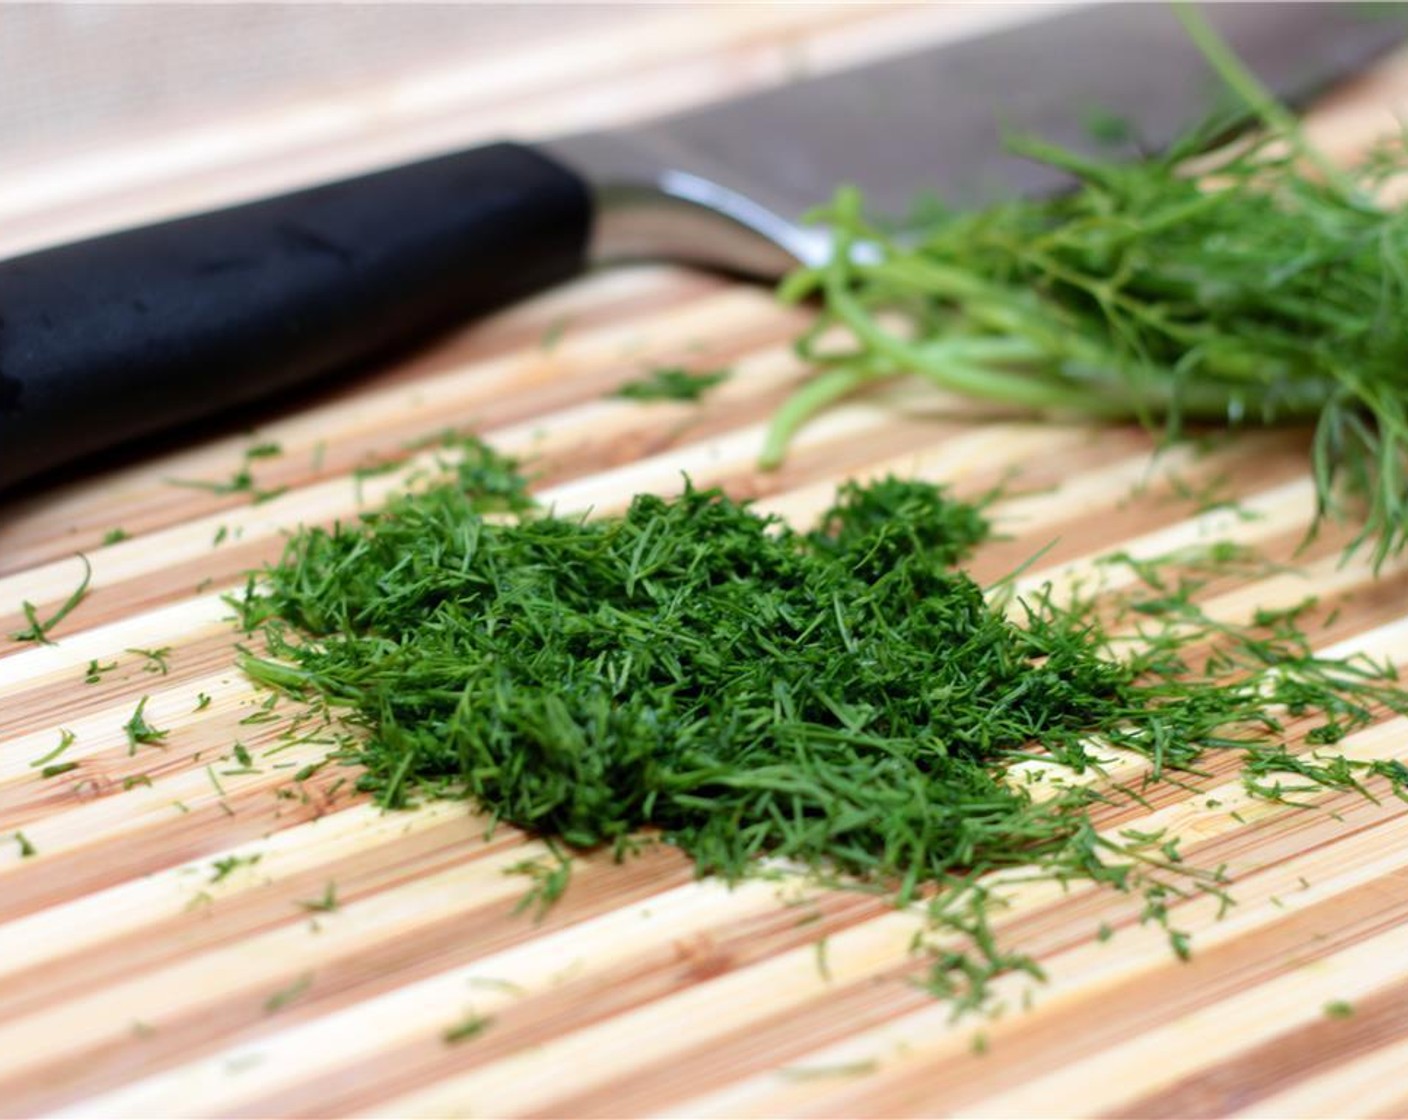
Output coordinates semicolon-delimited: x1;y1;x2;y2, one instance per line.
5;7;1408;1117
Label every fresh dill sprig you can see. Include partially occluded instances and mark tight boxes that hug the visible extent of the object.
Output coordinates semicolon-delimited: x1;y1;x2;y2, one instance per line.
612;365;732;403
763;17;1408;567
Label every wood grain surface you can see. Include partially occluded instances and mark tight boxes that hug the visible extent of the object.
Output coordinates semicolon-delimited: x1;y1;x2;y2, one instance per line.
4;6;1408;1117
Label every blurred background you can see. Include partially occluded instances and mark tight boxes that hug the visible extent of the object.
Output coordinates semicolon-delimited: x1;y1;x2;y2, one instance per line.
0;3;1056;257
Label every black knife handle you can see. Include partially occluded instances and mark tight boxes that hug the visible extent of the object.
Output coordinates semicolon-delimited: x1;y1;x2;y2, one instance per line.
0;141;591;492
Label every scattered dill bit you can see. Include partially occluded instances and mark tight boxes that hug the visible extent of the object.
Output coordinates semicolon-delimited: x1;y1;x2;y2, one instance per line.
814;937;832;983
127;646;172;675
763;12;1408;569
234;437;1408;1019
612;365;731;403
194;692;212;712
213;526;229;547
779;1060;879;1081
1096;923;1114;944
83;658;118;684
263;972;312;1015
102;528;130;546
540;315;570;352
40;762;80;779
971;1032;989;1057
173;800;191;814
186;890;213;911
1324;1000;1355;1019
29;728;77;768
507;848;573;921
123;774;153;791
13;832;35;858
123;697;168;754
297;882;339;914
467;977;527;996
231;743;252;767
206;765;227;798
443;1011;493;1045
9;554;92;645
210;853;262;884
292;761;327;783
171;441;287;504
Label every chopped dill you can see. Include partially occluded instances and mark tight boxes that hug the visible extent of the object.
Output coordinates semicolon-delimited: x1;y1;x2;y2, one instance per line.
123;696;168;753
14;832;35;858
210;853;262;884
127;646;172;675
612;365;732;403
194;692;212;712
507;847;573;921
779;1060;879;1080
83;658;117;684
540;315;570;352
102;528;129;546
10;554;91;645
29;728;76;768
264;972;312;1015
236;438;1408;1016
40;762;80;779
297;882;339;914
1324;1000;1355;1019
443;1011;493;1045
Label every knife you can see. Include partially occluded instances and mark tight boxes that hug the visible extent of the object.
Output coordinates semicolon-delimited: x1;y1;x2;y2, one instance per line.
1;3;1403;493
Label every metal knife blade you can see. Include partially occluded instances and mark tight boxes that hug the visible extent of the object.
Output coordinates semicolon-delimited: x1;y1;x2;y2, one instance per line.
546;2;1408;276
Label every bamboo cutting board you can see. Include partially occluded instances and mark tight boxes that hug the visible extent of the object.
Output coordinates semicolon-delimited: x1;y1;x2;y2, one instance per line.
5;7;1408;1117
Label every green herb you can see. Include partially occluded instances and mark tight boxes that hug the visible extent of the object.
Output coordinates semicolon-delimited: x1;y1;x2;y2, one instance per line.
13;832;35;858
507;847;573;921
780;1060;879;1080
1324;1000;1355;1019
540;315;570;352
30;728;77;768
231;743;252;767
763;14;1408;567
123;774;154;791
171;440;286;504
83;658;118;684
235;438;1408;1016
612;365;731;403
127;646;172;675
40;762;80;779
264;972;312;1014
123;696;168;753
10;554;91;644
194;692;212;712
298;882;339;914
102;528;129;546
210;854;262;884
443;1012;493;1045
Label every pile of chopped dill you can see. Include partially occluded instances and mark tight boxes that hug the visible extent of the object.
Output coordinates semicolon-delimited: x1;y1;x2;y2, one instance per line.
237;438;1408;1007
763;9;1408;567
